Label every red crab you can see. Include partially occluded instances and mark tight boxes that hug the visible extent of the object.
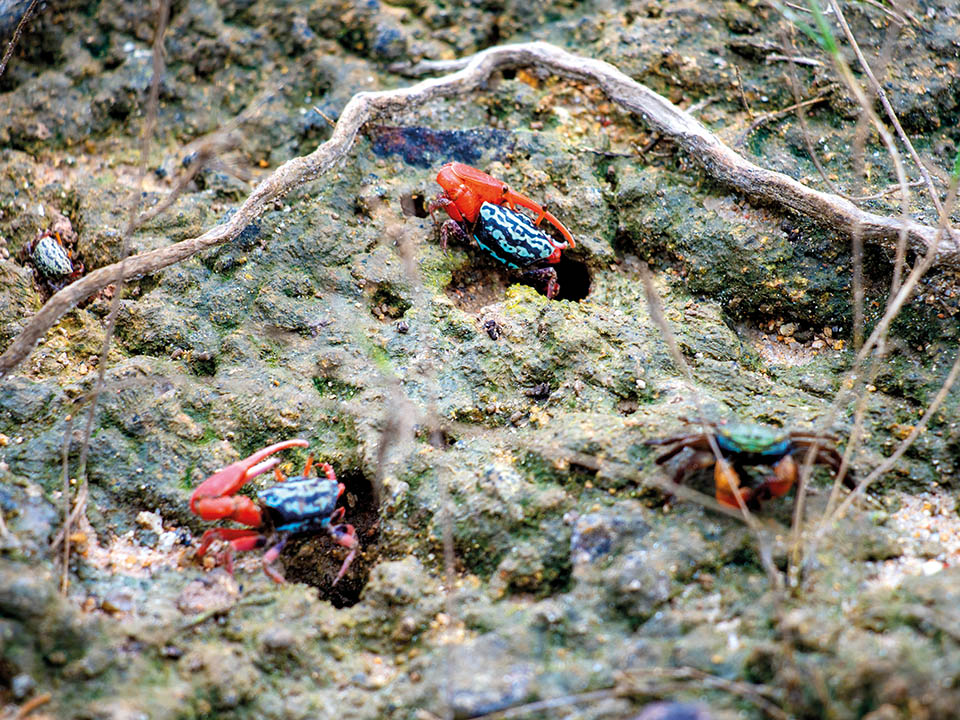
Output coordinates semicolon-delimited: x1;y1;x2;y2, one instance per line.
429;162;575;247
190;439;358;584
427;162;575;298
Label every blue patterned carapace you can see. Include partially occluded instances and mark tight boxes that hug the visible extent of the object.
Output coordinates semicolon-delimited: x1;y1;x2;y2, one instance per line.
473;202;565;269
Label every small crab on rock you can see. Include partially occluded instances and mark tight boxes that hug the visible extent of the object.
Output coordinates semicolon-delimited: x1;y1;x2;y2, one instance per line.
190;439;358;584
19;222;84;292
646;419;852;510
428;162;575;299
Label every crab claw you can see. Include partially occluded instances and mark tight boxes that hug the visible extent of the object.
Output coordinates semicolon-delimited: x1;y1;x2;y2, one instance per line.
190;439;309;524
329;523;358;585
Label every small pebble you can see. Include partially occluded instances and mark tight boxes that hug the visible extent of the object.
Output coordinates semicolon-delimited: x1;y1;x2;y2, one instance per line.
101;590;135;615
11;673;35;700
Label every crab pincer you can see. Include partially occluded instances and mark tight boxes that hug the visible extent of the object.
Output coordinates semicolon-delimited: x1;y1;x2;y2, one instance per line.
190;439;309;525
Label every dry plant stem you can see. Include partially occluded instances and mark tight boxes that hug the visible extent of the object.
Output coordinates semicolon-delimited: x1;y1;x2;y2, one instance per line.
765;53;822;66
13;691;52;720
814;180;959;537
2;42;958;379
817;25;914;296
831;342;960;521
828;0;942;216
53;0;170;584
625;668;788;720
138;88;279;226
786;18;917;548
781;20;911;245
734;65;754;117
0;0;38;79
858;0;910;25
59;413;74;593
851;179;925;202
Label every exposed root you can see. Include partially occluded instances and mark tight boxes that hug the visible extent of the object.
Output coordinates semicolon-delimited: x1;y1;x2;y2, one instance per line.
1;41;956;379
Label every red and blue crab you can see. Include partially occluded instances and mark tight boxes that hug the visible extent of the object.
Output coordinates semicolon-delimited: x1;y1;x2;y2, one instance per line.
428;162;575;299
190;439;358;584
647;420;849;509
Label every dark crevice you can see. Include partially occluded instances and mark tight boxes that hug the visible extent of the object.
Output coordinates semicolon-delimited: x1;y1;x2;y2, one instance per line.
400;191;429;218
550;256;591;302
281;469;380;608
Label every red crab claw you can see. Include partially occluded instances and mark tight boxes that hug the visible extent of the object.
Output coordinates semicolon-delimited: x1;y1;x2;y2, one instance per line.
329;523;358;585
190;439;309;526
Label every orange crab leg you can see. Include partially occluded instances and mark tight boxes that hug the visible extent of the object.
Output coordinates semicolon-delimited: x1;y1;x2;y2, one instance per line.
714;458;754;509
764;454;798;499
190;439;308;524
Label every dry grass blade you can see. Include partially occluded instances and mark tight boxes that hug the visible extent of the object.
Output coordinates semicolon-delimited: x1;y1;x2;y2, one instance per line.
828;0;942;216
831;339;960;522
2;41;959;379
737;89;832;146
51;0;171;594
809;175;960;555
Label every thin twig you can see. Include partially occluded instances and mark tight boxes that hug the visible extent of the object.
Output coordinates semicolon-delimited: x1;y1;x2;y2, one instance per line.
734;65;754;118
811;176;960;551
847;179;925;202
829;0;943;217
138;87;279;227
624;667;788;720
857;0;909;25
13;692;52;720
52;0;170;590
737;89;832;146
0;0;38;79
59;411;75;593
832;338;960;520
765;53;822;67
467;690;617;720
2;41;958;379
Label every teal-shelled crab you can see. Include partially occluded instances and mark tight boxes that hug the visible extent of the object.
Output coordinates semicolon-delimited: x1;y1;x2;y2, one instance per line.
647;419;851;509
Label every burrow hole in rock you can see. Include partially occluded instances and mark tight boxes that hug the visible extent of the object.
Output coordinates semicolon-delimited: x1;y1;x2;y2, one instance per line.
400;191;429;218
445;257;592;311
280;469;380;608
369;282;412;322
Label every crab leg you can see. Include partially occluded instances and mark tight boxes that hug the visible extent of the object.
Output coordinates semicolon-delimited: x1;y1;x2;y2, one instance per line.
262;537;289;584
195;528;267;574
190;439;308;524
647;435;712;464
714;458;754;509
329;523;358;585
